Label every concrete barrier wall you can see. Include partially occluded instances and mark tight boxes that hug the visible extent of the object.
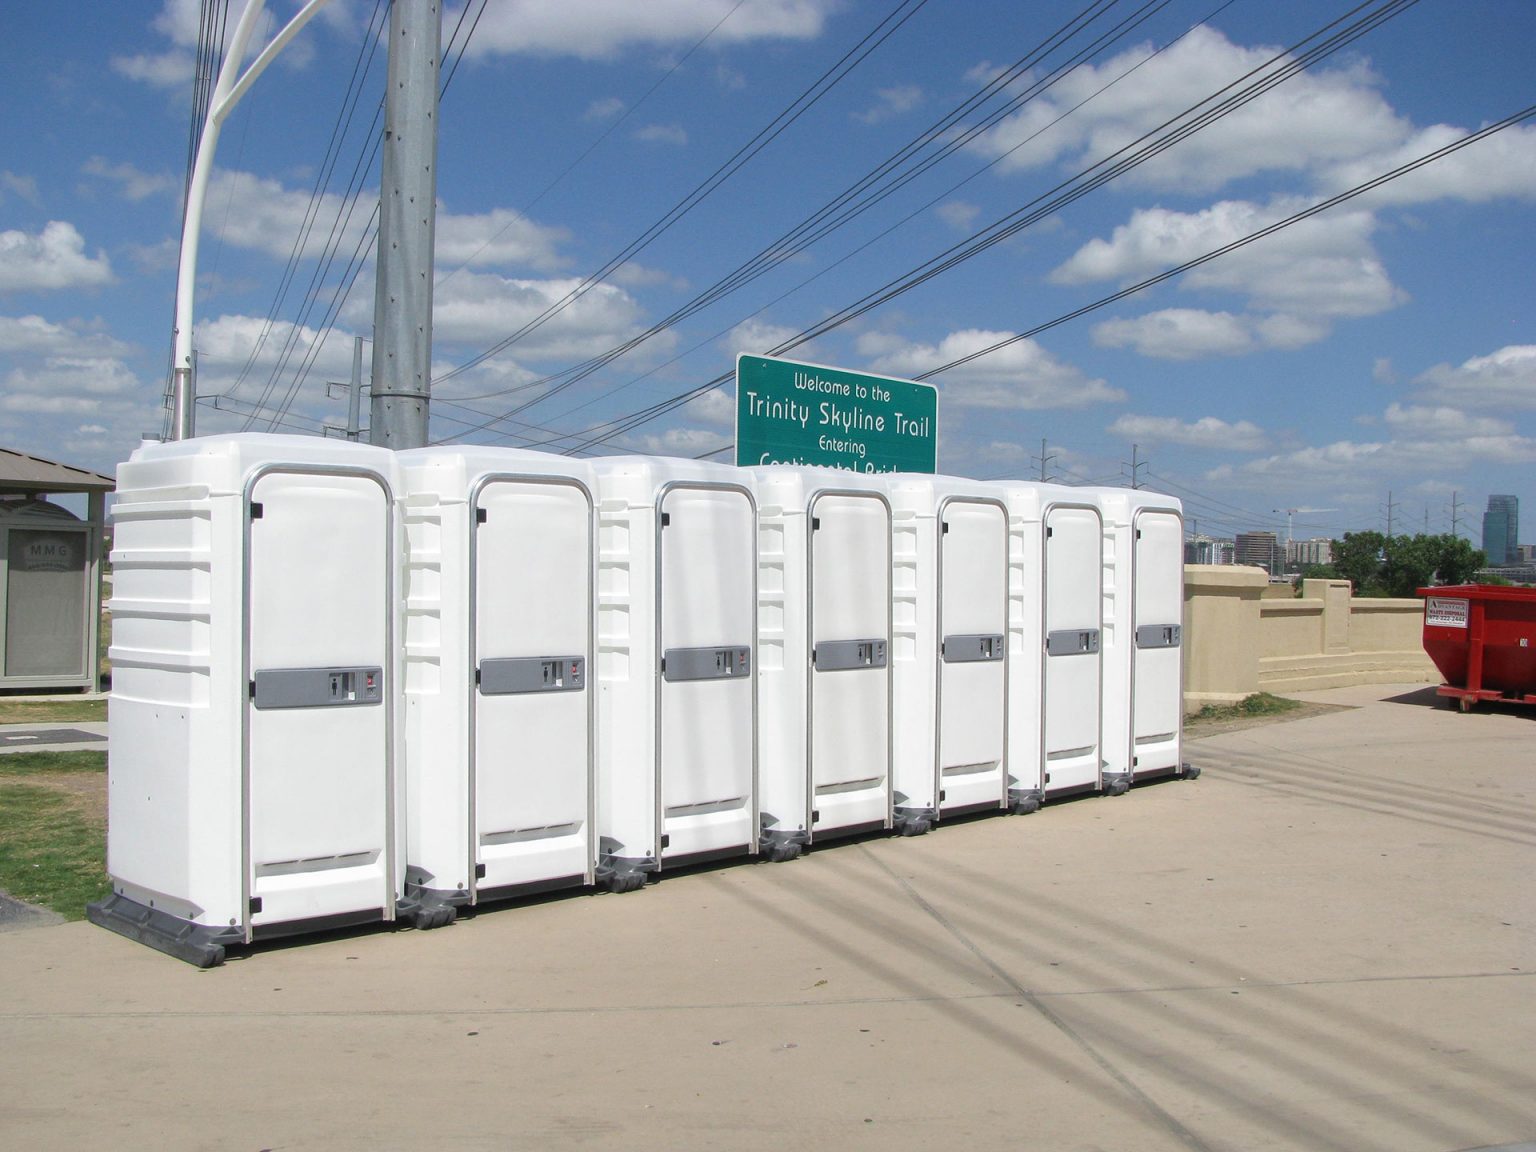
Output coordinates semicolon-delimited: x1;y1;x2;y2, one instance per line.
1183;567;1436;711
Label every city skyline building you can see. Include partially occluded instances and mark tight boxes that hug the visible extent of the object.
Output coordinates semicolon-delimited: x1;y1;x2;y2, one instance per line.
1483;495;1518;565
1235;530;1281;576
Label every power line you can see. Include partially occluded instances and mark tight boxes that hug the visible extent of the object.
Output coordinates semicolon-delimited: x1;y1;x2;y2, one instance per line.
435;0;752;290
540;1;1431;456
437;0;1213;434
436;0;934;389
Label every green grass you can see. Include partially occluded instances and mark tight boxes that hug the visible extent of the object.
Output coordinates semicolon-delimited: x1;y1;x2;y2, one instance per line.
0;698;106;725
0;750;107;776
0;781;109;920
1187;692;1302;725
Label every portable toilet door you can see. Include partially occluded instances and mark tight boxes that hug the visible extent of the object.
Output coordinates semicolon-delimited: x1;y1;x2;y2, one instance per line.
244;462;398;936
656;479;758;867
807;484;893;839
1129;500;1186;782
1040;500;1104;799
934;495;1010;816
470;470;596;900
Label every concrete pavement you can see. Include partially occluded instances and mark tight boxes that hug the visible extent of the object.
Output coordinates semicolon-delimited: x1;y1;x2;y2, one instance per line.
0;719;106;753
1;682;1532;1151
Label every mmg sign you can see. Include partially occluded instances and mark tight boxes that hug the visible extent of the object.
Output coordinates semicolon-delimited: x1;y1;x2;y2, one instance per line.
735;354;938;474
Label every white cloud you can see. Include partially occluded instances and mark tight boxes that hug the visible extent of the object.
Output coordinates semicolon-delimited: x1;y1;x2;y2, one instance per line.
0;315;132;358
976;440;1029;465
1055;199;1404;356
1;172;39;206
114;0;295;88
1093;309;1253;359
634;124;689;147
1382;403;1514;440
112;49;194;88
81;157;176;202
1092;308;1335;359
623;425;729;457
449;0;831;61
202;171;568;272
857;329;1124;410
936;200;981;231
725;318;803;359
202;171;367;261
0;222;113;293
1321;122;1536;206
1412;345;1536;410
435;207;569;272
685;386;736;428
1054;199;1399;315
1215;432;1536;490
968;26;1410;192
428;272;664;363
2;356;142;414
126;238;182;275
585;97;626;121
854;85;923;125
189;313;359;397
1108;414;1268;452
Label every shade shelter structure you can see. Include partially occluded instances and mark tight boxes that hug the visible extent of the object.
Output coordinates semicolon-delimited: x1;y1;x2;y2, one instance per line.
0;448;114;692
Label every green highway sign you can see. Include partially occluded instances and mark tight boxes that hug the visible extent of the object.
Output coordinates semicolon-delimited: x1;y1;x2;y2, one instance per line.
735;354;938;474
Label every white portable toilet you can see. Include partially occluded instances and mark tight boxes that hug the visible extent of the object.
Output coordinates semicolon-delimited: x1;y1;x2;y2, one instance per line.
885;473;1010;832
992;479;1048;814
395;447;597;916
1094;487;1189;791
589;456;758;888
1038;488;1106;801
753;466;892;856
88;434;410;966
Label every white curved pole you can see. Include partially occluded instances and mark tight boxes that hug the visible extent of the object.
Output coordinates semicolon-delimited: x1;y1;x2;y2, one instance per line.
170;0;338;440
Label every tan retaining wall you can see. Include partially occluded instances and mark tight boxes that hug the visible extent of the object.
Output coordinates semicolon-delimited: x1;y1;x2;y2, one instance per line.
1183;569;1436;710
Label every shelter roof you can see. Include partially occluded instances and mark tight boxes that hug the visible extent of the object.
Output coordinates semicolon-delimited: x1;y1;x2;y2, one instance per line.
0;448;115;494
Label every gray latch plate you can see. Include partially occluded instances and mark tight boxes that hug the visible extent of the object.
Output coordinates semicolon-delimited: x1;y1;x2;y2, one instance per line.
663;645;752;682
942;633;1005;663
815;638;888;671
480;655;586;695
1046;629;1101;657
253;666;383;709
1135;624;1182;649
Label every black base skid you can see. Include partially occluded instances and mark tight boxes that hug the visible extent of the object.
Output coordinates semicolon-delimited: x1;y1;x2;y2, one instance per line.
87;893;244;969
1007;788;1043;815
759;827;810;863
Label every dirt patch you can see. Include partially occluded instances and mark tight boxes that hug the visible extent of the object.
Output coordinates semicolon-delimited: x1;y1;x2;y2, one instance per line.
1185;700;1356;739
8;773;106;828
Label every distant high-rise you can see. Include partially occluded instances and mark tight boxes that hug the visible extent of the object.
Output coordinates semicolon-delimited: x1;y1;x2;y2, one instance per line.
1483;495;1518;565
1235;530;1281;576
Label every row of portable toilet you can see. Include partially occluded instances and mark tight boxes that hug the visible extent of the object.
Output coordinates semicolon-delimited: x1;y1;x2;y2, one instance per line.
90;434;1188;966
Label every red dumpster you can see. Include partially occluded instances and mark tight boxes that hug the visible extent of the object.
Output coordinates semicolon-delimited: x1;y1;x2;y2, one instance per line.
1418;584;1536;711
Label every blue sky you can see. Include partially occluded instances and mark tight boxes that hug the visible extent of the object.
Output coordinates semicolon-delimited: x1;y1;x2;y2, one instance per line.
2;0;1533;546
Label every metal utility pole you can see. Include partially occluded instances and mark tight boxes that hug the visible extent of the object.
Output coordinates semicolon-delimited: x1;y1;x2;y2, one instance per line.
1125;443;1146;489
371;0;441;450
1449;490;1464;538
1035;438;1056;482
326;336;367;440
1384;490;1400;539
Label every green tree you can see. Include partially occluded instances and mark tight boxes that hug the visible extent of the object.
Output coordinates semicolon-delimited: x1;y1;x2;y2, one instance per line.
1331;530;1386;594
1382;533;1442;597
1435;536;1486;586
